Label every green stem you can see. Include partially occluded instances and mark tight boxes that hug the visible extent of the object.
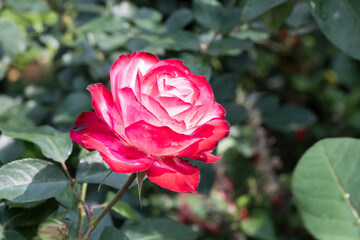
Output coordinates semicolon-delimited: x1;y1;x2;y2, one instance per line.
81;173;137;240
77;183;88;238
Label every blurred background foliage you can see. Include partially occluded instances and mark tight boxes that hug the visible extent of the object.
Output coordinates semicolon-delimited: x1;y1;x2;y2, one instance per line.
0;0;359;239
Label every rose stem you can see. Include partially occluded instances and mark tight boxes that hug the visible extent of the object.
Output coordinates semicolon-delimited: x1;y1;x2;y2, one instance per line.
81;173;137;240
77;183;88;238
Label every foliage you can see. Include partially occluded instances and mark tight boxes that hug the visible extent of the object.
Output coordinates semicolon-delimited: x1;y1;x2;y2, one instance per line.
0;0;359;239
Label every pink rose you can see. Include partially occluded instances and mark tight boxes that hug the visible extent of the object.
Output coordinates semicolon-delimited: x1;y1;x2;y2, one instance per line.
70;52;229;193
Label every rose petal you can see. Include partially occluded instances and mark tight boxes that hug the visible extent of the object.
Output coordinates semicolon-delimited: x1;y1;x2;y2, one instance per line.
180;118;230;157
146;157;200;193
87;83;126;140
192;118;230;153
125;120;200;156
70;111;115;150
141;65;189;97
141;93;186;132
192;102;227;127
150;59;191;74
155;96;192;117
173;105;204;128
185;150;222;163
82;133;155;173
116;87;162;128
189;74;214;105
110;51;159;100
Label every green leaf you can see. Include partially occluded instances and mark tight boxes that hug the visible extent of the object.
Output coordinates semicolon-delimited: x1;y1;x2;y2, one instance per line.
307;0;360;60
7;199;46;208
240;210;276;240
165;8;193;30
122;218;198;240
126;38;149;52
133;7;163;31
265;105;316;132
286;2;311;28
0;125;72;162
0;18;26;58
180;54;212;80
207;37;253;56
193;0;223;29
106;192;137;220
254;95;317;133
100;227;129;240
0;159;69;203
0;97;12;117
241;0;288;22
53;92;91;124
94;32;129;52
212;74;238;102
293;138;360;240
4;230;27;240
224;103;248;125
55;185;79;209
76;151;136;189
332;52;360;88
262;0;294;32
4;199;58;227
4;0;49;13
78;16;128;33
164;31;200;51
0;135;24;164
220;7;241;35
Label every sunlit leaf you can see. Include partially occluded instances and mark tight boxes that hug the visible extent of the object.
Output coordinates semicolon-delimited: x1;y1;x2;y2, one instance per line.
0;159;68;203
293;138;360;240
0;18;26;57
0;125;72;162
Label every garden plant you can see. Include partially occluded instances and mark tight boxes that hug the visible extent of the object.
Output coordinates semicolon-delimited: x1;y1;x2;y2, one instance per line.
0;0;359;240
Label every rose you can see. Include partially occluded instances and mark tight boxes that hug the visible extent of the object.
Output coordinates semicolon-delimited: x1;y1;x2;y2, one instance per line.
70;52;229;193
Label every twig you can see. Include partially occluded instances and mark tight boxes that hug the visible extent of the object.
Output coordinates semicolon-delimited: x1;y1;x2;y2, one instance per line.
77;183;88;238
81;173;137;240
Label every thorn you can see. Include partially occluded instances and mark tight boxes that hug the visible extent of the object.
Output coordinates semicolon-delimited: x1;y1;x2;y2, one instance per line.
137;171;147;209
98;171;113;192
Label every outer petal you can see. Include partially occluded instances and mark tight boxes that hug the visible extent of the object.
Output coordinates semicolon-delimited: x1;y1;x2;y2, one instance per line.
180;118;230;158
192;118;230;153
146;157;200;193
87;83;126;140
82;133;155;173
110;52;159;100
125;120;200;156
70;111;114;150
192;102;227;127
190;74;215;105
184;150;222;163
148;59;191;74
